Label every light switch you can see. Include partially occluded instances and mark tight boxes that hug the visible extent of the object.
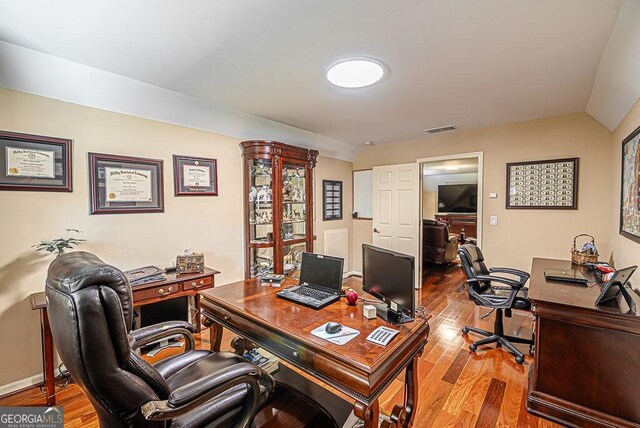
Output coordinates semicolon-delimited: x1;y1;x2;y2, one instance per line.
489;215;498;225
489;192;498;199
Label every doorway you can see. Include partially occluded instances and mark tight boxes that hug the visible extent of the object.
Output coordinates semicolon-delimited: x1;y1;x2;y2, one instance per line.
418;153;483;276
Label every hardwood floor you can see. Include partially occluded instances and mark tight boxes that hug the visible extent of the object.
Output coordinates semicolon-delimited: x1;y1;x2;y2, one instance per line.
0;264;560;427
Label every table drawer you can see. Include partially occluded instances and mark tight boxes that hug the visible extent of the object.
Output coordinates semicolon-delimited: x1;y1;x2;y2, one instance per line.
183;276;213;291
201;303;316;368
132;283;180;301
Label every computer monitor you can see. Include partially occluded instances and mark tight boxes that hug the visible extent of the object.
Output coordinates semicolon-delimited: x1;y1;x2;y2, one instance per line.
595;266;638;312
299;252;344;293
362;244;415;324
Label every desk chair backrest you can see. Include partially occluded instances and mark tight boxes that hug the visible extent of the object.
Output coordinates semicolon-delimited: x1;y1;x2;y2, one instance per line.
46;252;169;427
458;244;491;291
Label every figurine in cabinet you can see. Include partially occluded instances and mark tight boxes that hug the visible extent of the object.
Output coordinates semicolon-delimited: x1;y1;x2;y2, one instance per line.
256;185;270;202
248;186;258;202
283;180;292;200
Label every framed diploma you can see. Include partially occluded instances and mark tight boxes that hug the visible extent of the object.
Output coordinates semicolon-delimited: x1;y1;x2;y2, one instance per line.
0;130;72;192
89;153;164;214
173;155;218;196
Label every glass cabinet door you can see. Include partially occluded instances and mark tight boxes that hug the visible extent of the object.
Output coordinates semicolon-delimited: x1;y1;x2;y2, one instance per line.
248;159;274;277
281;161;307;275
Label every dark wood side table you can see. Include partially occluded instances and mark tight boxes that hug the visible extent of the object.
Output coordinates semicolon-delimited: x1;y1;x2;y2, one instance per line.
199;278;430;428
30;292;55;406
527;258;640;428
30;267;219;406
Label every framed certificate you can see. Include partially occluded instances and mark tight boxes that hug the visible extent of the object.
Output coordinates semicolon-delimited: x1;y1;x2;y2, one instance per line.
173;155;218;196
89;153;163;214
0;130;72;192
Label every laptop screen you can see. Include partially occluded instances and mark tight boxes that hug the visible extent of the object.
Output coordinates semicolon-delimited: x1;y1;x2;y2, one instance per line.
299;252;344;293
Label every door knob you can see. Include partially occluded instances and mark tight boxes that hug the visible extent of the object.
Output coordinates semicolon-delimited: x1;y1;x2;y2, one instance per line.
373;228;380;233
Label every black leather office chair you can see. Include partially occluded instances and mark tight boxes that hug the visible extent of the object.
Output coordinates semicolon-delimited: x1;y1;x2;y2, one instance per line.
457;244;534;364
45;252;274;427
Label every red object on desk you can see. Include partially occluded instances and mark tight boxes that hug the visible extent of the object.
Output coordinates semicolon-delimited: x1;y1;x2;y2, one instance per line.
345;289;358;305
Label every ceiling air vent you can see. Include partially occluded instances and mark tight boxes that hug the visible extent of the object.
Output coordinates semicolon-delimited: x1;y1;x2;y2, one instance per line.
425;125;458;134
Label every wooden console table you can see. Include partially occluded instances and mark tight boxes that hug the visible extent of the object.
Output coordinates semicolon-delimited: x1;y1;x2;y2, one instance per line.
527;258;640;428
30;268;219;406
199;278;430;428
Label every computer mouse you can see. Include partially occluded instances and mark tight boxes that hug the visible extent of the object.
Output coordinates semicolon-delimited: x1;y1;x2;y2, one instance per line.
325;322;342;334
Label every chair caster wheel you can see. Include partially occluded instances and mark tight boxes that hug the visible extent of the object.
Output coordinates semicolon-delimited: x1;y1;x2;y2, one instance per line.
461;327;469;334
469;344;477;352
515;355;524;364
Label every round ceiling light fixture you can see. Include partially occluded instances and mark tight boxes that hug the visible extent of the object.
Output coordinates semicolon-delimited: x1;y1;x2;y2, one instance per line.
327;58;386;88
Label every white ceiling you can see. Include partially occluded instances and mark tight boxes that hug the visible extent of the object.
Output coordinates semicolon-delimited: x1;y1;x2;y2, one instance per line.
0;0;632;148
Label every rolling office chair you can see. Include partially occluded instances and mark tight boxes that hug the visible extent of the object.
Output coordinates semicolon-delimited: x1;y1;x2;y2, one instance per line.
45;252;274;428
457;244;534;364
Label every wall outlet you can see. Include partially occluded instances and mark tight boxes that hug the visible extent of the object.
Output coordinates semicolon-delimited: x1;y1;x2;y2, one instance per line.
489;192;498;199
489;215;498;225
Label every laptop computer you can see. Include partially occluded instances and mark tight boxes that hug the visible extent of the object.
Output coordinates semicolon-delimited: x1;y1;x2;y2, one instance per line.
276;252;344;309
544;268;588;285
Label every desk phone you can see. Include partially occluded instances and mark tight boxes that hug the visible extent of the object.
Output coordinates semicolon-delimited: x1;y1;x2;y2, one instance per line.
366;326;400;346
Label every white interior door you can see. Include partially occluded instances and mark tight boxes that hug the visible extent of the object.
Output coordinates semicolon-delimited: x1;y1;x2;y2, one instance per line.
372;163;421;288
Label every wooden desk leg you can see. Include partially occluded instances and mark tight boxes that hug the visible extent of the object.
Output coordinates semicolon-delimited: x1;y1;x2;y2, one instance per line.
194;294;201;333
41;307;56;406
355;400;380;428
202;317;223;352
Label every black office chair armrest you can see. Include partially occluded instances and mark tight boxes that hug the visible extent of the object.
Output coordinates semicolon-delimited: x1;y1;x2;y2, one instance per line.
141;362;272;425
489;267;530;284
131;321;196;351
474;275;524;289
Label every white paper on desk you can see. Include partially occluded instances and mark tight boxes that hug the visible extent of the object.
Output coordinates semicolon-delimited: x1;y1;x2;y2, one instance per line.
311;323;360;346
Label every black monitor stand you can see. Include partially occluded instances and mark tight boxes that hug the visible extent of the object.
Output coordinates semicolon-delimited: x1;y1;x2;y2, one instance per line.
618;285;639;313
374;303;414;325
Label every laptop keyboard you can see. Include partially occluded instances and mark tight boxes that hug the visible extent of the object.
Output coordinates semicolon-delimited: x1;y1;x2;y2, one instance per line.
291;287;332;301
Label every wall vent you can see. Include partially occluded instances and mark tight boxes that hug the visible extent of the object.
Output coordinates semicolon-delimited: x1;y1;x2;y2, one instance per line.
425;125;457;134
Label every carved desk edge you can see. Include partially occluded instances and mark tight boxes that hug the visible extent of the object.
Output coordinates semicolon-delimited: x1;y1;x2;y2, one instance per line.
198;299;429;405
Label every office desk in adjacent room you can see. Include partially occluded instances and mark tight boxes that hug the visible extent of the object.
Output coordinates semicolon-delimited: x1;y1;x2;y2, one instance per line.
199;278;430;428
527;258;640;428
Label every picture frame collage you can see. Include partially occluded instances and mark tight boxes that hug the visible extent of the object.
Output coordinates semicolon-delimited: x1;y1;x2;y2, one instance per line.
1;130;219;215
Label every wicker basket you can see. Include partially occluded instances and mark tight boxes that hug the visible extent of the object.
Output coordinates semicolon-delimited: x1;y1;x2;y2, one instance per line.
570;234;599;265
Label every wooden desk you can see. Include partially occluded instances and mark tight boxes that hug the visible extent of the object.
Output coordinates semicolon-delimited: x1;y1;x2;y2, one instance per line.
30;268;219;406
527;258;640;428
199;278;430;428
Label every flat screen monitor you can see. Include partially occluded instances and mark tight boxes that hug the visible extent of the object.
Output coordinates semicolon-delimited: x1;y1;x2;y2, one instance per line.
362;244;415;324
437;183;477;214
299;252;344;293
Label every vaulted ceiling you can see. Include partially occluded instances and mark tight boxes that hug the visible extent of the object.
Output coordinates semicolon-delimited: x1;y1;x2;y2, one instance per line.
0;0;636;153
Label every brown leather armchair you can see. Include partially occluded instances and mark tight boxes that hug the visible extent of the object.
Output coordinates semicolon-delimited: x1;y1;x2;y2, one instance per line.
45;252;274;428
423;219;458;265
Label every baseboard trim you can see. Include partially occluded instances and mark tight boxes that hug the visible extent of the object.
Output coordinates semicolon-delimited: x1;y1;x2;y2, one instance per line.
0;369;61;399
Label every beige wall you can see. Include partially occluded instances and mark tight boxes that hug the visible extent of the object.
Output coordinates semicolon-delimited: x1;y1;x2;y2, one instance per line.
609;97;640;269
314;156;353;272
0;88;352;389
353;113;613;273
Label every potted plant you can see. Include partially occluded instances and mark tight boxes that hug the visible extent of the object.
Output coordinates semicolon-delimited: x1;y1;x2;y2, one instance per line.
33;229;86;257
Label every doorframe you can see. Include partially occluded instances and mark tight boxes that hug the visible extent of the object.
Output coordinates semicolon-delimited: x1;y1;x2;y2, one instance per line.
416;151;484;279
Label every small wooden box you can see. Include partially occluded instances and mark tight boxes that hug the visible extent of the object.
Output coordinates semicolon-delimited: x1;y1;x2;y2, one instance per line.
176;254;205;274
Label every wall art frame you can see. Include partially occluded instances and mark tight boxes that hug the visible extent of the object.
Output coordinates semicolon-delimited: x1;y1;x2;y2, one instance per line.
323;179;343;221
506;157;578;210
173;155;218;196
0;130;72;192
88;152;164;214
620;125;640;243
